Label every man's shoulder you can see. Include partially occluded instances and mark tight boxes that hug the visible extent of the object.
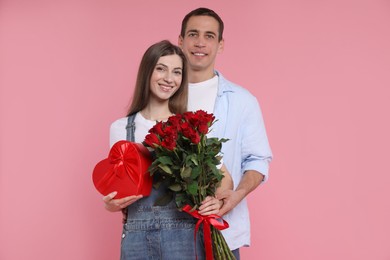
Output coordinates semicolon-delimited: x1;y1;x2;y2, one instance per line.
218;72;256;100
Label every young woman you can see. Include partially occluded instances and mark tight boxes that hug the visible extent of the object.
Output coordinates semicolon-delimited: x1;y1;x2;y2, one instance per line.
102;40;232;259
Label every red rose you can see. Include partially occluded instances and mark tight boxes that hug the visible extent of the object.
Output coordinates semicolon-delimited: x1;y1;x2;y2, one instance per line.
180;121;191;134
197;123;209;135
161;136;176;150
183;111;200;127
182;124;200;144
189;131;200;144
144;133;160;147
149;121;164;136
168;114;182;130
196;110;214;126
194;110;208;117
164;125;178;140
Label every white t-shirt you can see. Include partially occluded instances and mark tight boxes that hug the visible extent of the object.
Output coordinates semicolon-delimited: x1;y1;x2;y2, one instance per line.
109;112;156;148
187;75;218;113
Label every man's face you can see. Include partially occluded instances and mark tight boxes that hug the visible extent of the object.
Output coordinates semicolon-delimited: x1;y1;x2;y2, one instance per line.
179;15;224;74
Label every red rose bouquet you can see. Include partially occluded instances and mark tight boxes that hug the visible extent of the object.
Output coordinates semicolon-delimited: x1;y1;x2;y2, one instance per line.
143;110;235;260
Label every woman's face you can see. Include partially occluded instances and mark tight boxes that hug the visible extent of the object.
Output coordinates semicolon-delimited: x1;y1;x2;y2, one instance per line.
149;54;183;103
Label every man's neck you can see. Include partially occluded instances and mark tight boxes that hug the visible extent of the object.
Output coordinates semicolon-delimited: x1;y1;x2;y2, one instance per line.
188;69;216;84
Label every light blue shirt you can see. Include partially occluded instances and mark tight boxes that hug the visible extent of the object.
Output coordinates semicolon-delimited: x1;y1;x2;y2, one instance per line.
211;71;273;250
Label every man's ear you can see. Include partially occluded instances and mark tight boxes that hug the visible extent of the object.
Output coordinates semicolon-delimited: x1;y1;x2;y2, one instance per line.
178;35;183;48
218;38;224;54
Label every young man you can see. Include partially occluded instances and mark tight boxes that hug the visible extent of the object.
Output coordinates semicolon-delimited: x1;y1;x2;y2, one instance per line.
178;8;273;259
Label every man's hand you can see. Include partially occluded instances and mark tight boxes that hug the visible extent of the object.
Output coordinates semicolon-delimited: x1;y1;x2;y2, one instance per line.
216;189;245;216
102;191;143;212
217;170;264;216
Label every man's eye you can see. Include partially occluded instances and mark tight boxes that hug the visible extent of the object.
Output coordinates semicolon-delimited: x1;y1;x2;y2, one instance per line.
206;34;215;39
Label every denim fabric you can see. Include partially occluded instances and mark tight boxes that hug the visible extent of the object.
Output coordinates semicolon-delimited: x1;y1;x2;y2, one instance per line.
231;248;240;260
120;115;205;260
120;187;205;260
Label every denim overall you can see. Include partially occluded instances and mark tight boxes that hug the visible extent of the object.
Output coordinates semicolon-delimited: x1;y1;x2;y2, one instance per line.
120;115;205;260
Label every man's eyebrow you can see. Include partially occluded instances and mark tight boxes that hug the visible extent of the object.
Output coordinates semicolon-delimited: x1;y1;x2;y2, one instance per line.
186;29;199;34
187;29;217;36
205;31;217;36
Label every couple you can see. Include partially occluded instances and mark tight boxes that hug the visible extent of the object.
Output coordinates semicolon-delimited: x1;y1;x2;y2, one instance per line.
102;7;273;260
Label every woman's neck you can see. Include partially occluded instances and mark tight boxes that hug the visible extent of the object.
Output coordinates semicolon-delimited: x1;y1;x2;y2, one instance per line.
140;103;173;121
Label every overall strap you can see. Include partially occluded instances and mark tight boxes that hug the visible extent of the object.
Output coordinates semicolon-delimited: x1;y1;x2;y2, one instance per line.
125;114;136;142
122;113;137;224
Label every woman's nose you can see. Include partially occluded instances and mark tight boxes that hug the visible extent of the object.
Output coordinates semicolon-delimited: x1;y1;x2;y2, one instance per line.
164;72;173;83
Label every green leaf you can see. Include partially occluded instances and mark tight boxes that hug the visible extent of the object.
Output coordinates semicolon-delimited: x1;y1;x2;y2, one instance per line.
185;153;198;166
187;182;198;195
157;156;173;165
158;164;172;174
180;167;192;179
191;167;201;179
190;156;198;166
169;183;182;192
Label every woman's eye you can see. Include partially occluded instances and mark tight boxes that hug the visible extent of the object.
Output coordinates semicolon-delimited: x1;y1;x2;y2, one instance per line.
156;67;164;72
174;70;182;75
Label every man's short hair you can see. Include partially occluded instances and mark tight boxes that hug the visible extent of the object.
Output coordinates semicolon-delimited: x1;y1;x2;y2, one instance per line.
180;7;224;41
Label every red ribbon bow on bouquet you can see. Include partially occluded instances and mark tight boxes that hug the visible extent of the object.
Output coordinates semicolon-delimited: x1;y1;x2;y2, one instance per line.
182;204;230;260
92;140;153;199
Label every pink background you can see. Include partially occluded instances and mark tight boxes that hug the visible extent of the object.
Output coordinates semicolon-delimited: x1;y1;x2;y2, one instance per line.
1;0;390;259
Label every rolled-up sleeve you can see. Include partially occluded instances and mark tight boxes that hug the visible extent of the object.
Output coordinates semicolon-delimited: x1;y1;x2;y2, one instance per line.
240;94;273;181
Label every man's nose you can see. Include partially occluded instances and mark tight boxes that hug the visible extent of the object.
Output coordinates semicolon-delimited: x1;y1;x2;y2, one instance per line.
194;37;206;48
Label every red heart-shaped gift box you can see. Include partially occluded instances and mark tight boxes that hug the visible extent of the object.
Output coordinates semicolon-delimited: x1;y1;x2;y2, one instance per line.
92;141;153;199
